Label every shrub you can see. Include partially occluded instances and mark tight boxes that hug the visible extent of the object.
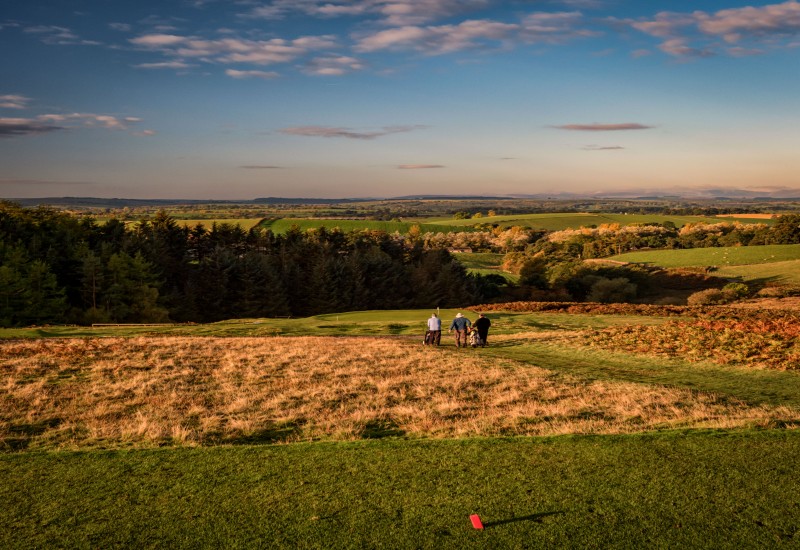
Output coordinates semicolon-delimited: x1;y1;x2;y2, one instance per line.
587;277;637;304
687;288;727;306
722;282;750;299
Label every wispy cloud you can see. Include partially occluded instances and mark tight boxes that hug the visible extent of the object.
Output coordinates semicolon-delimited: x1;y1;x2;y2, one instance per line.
354;11;595;54
280;124;426;139
226;69;280;79
624;1;800;58
583;145;625;150
109;22;132;32
0;118;63;137
130;32;337;66
0;95;31;110
397;164;444;169
244;0;490;26
1;111;145;138
302;55;365;75
24;25;100;46
134;61;192;69
553;123;653;131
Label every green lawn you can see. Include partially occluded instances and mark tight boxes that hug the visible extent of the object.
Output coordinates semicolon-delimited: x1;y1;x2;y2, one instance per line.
715;260;800;285
611;244;800;268
2;431;799;548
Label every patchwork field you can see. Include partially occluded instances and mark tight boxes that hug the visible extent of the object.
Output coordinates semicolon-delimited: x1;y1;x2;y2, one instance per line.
435;212;777;231
261;218;472;234
2;306;800;547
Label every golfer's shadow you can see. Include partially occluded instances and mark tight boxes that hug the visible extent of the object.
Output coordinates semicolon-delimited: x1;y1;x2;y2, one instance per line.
483;511;565;529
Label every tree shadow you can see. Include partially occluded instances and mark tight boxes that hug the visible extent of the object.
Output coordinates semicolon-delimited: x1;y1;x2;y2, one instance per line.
483;511;565;529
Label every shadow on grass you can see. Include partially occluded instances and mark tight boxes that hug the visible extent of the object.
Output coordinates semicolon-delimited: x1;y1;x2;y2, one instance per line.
219;421;304;445
362;419;406;439
484;511;565;529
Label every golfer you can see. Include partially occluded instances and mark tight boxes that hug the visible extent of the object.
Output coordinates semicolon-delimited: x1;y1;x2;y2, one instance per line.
449;313;471;348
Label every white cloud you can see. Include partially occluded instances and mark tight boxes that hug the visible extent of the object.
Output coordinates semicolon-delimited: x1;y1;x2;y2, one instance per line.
0;95;31;110
131;33;337;66
627;1;800;58
134;61;192;69
303;55;365;75
244;0;489;26
280;124;426;139
225;69;280;79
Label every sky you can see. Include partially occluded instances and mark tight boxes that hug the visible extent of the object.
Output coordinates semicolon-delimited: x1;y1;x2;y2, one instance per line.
2;0;800;200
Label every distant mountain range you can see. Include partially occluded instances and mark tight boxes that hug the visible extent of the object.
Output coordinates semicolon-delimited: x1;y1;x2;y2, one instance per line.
7;187;800;208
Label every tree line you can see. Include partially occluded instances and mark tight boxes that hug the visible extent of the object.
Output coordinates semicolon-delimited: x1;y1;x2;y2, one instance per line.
0;202;492;327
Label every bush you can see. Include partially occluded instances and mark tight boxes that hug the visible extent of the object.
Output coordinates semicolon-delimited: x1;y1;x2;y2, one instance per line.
587;277;637;304
687;288;727;306
722;282;750;299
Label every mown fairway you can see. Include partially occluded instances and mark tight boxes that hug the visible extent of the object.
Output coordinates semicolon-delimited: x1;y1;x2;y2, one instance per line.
2;307;799;547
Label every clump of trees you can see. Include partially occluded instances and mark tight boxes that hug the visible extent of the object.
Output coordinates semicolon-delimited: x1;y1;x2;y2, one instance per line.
0;202;492;327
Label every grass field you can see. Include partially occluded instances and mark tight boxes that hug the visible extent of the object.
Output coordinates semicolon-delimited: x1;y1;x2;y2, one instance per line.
433;213;776;231
611;244;800;269
610;244;800;286
453;252;519;282
261;218;472;234
173;218;265;230
3;308;800;547
2;432;800;548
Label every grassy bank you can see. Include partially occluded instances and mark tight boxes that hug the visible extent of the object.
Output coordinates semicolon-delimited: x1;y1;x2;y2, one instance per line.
2;431;799;548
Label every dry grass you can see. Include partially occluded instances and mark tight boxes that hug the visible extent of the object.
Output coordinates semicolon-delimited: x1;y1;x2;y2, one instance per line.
1;336;794;450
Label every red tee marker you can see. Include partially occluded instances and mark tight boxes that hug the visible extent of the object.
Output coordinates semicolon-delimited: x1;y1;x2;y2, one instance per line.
470;514;484;530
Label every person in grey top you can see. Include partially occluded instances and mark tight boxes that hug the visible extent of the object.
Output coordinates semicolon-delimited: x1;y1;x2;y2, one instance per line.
449;312;472;348
425;313;441;346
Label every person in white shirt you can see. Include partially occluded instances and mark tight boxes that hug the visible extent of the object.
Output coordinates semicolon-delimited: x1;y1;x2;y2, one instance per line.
425;313;441;346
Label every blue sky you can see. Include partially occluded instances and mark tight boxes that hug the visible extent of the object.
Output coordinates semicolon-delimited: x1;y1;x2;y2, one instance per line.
2;0;800;199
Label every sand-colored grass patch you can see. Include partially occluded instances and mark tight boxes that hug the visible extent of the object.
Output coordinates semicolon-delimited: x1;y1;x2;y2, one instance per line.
1;336;795;450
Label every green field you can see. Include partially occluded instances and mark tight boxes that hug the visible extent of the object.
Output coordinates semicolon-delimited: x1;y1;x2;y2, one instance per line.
436;213;776;231
3;432;799;548
3;308;800;547
262;218;472;234
610;244;800;268
173;218;265;230
453;252;519;282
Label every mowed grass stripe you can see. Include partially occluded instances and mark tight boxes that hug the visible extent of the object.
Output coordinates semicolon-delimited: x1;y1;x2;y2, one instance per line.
2;431;799;548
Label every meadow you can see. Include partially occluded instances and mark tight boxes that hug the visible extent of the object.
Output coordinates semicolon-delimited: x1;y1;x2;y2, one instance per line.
434;212;777;230
2;306;800;547
610;244;800;286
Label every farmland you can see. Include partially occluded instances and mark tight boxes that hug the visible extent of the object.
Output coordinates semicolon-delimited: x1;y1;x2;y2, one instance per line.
260;218;473;234
610;244;800;286
610;243;800;268
2;305;800;546
436;212;777;231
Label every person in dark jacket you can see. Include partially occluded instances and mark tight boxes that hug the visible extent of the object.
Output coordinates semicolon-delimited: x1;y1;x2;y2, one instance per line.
449;312;471;348
474;313;491;347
